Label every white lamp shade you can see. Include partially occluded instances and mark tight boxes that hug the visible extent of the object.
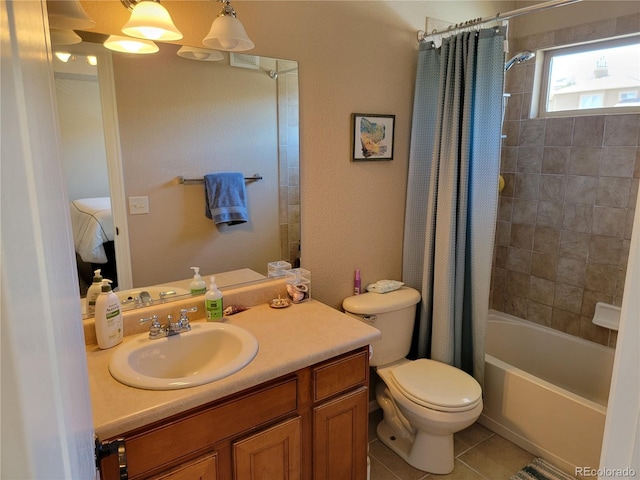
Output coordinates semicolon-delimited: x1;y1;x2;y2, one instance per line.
202;15;254;52
122;1;183;41
50;28;82;46
104;35;159;54
177;46;224;62
47;0;96;30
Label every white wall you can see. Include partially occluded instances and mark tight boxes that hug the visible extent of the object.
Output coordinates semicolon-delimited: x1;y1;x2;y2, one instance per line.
56;73;110;200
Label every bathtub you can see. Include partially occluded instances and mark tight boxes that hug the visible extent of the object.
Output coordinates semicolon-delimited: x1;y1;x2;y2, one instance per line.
479;310;615;473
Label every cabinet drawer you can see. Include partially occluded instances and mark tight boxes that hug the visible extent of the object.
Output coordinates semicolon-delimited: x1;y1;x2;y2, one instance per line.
313;348;368;402
120;377;298;479
151;452;218;480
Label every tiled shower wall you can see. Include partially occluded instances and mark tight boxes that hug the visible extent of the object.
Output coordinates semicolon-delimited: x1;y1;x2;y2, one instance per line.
490;14;640;347
277;61;300;265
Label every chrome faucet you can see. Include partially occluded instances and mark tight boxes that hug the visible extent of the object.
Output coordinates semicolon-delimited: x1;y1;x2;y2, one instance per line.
140;307;197;339
122;291;153;307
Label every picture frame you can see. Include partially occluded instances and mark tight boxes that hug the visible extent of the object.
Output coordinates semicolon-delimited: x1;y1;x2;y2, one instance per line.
352;113;395;161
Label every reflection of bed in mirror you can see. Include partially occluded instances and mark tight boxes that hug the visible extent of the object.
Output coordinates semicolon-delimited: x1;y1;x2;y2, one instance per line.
70;197;117;294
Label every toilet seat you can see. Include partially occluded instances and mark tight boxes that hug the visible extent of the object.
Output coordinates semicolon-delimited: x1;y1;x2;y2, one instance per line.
388;359;482;413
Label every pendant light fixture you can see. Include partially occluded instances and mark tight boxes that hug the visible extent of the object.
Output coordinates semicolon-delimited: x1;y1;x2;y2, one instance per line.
203;0;254;52
120;0;183;41
177;46;224;62
50;28;83;46
104;35;159;54
47;0;96;30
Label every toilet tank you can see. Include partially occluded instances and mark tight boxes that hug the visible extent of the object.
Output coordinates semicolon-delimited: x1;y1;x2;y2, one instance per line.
342;287;421;367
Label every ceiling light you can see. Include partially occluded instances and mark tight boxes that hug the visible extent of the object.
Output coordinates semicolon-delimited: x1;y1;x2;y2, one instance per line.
203;0;254;52
121;0;183;41
104;35;159;55
177;46;224;62
46;0;96;30
86;56;98;66
54;52;73;63
50;28;82;46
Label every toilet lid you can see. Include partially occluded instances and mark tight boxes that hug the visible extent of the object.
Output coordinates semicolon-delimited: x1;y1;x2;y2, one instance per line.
390;359;482;411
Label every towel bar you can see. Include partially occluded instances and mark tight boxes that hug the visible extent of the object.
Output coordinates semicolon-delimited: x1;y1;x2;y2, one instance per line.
178;174;262;185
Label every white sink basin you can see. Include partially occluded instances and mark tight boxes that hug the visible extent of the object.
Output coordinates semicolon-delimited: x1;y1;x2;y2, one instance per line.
109;322;259;390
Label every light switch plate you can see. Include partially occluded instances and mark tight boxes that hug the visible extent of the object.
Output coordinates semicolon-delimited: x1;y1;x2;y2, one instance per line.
128;196;150;215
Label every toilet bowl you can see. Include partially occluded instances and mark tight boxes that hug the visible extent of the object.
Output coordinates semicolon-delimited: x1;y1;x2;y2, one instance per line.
342;287;483;474
375;358;482;473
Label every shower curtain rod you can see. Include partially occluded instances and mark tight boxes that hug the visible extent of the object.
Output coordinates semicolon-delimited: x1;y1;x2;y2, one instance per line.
417;0;582;43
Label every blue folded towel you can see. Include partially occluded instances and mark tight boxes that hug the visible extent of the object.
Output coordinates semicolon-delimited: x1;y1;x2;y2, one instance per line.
204;172;249;225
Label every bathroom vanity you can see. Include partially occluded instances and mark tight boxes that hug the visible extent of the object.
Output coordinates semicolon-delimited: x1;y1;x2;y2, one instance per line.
86;282;380;480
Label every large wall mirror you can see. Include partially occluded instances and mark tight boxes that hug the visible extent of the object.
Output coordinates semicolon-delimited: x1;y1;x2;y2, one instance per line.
53;37;300;317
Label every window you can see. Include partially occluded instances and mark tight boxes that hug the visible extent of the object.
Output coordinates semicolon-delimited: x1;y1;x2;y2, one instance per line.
538;36;640;117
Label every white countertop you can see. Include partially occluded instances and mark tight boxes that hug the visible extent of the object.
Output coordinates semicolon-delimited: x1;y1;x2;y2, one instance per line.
87;300;380;439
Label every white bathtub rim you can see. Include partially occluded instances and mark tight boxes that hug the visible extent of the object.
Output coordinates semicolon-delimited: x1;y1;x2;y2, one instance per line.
485;353;607;413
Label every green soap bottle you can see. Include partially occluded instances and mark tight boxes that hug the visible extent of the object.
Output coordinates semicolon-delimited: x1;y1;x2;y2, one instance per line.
205;276;223;321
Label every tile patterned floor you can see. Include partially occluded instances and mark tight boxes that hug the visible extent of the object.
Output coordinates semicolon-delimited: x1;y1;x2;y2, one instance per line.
368;409;537;480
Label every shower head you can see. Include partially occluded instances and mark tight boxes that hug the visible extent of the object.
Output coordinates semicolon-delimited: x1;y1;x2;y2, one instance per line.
505;51;535;72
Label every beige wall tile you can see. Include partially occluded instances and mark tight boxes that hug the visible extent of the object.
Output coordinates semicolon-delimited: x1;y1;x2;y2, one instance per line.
504;294;528;318
589;235;623;265
573;116;604;147
554;282;583;314
536;201;563;228
517;146;543;173
527;301;553;326
562;204;593;233
531;252;557;281
510;224;535;249
551;308;580;335
556;257;587;287
507;247;532;274
515;173;540;200
519;119;546;146
603;115;639;147
506;270;530;297
545;117;574;146
565;175;598;204
592;206;626;237
600;147;637;177
529;276;555;305
559;230;590;260
542;147;570;174
501;147;518;173
596;177;631;208
569;147;602;175
539;174;566;202
512;199;537;225
533;226;560;253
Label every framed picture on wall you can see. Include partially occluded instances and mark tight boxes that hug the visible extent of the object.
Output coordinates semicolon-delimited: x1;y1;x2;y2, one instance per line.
352;113;395;161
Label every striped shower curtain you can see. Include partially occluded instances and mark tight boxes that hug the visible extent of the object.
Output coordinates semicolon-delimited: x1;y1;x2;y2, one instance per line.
402;27;505;385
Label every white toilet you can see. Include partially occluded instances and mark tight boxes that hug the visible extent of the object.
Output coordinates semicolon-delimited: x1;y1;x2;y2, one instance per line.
343;287;482;474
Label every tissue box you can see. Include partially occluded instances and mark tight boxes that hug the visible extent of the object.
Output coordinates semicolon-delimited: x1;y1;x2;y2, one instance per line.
268;261;292;277
285;268;311;303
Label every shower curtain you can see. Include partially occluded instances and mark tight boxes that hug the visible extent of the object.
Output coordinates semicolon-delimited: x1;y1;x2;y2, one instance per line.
403;27;505;385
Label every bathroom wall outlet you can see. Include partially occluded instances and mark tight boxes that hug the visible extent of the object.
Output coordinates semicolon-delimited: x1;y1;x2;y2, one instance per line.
128;196;150;215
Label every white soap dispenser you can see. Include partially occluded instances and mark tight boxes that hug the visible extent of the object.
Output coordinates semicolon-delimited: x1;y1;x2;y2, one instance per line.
94;279;123;349
190;267;206;294
205;276;223;321
85;268;103;315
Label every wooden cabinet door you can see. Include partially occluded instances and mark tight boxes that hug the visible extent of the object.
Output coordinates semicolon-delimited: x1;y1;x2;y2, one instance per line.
233;416;301;480
151;452;218;480
313;387;368;480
